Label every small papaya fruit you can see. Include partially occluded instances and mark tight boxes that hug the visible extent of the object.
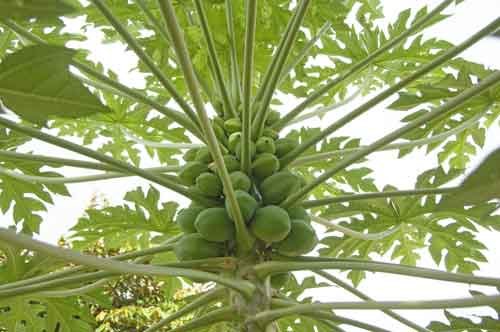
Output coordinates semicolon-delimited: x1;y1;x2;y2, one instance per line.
287;206;310;222
228;132;241;152
224;118;242;134
230;171;252;192
176;207;204;234
212;115;225;129
235;141;256;160
225;190;258;223
174;233;225;261
196;172;222;197
183;148;200;162
213;122;228;146
250;205;291;243
276;219;318;256
259;171;300;204
223;154;240;173
252;153;280;180
180;162;210;185
195;208;235;242
271;272;291;289
263;128;279;140
256;136;276;154
275;138;298;158
265;110;281;126
195;147;213;164
213;100;224;117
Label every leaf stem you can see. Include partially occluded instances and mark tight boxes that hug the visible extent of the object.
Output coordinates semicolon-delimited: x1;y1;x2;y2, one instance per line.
315;271;432;332
303;187;459;208
157;0;255;253
89;0;200;128
312;216;402;241
0;116;218;206
0;228;256;297
225;0;243;106
167;306;238;332
241;0;258;173
122;127;204;149
281;67;500;208
272;0;455;130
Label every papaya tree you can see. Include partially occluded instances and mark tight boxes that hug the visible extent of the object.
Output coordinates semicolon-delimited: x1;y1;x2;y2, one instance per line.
1;0;500;331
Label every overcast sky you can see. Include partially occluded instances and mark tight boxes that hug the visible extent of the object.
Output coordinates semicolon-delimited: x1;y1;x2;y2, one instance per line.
8;0;500;331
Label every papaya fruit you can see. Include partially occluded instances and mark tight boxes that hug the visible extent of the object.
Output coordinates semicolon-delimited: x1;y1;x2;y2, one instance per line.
213;122;228;146
195;147;213;164
223;154;240;173
263;128;279;140
224;118;242;134
252;153;280;180
287;206;310;222
213;115;225;129
228;132;241;152
230;171;252;192
174;234;225;261
275;138;298;158
256;136;276;154
235;141;256;160
196;172;222;198
183;148;200;162
265;110;281;126
250;205;291;243
271;272;291;289
259;171;300;204
276;219;318;256
180;162;210;185
213;100;224;117
176;207;204;234
225;190;258;223
195;208;235;242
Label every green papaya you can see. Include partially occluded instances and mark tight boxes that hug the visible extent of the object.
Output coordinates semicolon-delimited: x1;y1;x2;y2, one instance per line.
252;153;280;180
230;171;252;192
196;172;222;198
174;234;225;261
195;147;213;164
180;162;210;185
287;206;310;222
223;155;240;173
276;219;318;256
225;190;258;223
224;118;242;134
235;141;256;160
256;136;276;154
195;208;235;242
213;100;224;117
250;205;291;243
259;171;300;204
183;148;200;162
176;207;204;234
263;128;279;140
213;115;225;129
265;110;281;126
271;272;291;289
213;122;228;146
275;138;298;158
228;132;241;152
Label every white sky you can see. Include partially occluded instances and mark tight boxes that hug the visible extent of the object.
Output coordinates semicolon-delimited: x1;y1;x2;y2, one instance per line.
8;0;500;331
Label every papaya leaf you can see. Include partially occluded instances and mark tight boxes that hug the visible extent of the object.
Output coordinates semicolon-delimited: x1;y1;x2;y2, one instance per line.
0;45;109;124
439;147;500;209
0;0;75;19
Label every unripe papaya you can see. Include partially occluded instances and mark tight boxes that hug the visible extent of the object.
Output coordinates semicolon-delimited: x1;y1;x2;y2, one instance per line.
259;171;300;204
275;138;298;158
287;206;310;222
180;162;209;185
265;110;281;126
263;128;279;140
256;136;276;154
276;219;318;256
174;234;225;261
213;100;224;117
252;153;280;180
271;272;291;289
224;118;242;134
195;147;213;164
225;190;258;223
235;141;256;160
195;208;235;242
213;122;228;146
223;154;240;173
196;172;222;198
230;171;252;192
176;207;204;234
183;148;200;162
250;205;291;243
213;115;225;129
228;132;241;152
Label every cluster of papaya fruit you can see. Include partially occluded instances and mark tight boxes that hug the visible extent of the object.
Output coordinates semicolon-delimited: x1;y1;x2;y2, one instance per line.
173;109;318;275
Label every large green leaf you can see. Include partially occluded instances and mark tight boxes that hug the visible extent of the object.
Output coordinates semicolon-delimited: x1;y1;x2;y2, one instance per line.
0;45;109;124
0;0;75;19
439;147;500;209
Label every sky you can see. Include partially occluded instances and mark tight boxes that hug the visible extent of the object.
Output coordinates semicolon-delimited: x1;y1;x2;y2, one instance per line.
7;0;500;331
